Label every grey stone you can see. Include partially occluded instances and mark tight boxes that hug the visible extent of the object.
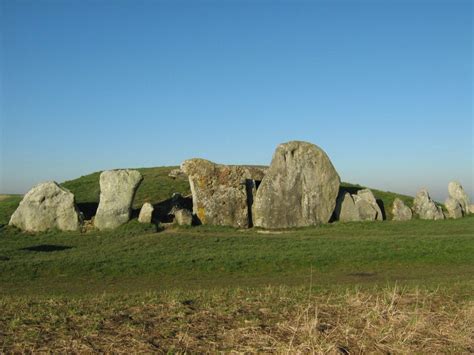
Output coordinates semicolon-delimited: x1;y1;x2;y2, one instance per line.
354;189;383;221
448;181;470;215
412;189;445;220
9;181;82;232
94;169;143;230
253;141;340;228
392;198;412;221
181;159;266;228
174;209;193;226
445;197;463;219
334;192;359;222
138;202;154;224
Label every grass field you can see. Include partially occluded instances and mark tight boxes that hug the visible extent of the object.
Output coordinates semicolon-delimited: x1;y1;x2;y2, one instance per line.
0;167;472;352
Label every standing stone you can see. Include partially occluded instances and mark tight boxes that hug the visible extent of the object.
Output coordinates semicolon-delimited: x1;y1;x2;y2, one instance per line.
174;209;193;226
94;170;143;230
445;197;463;219
138;202;154;224
253;141;340;228
181;159;266;228
9;181;82;232
448;181;470;215
354;189;383;221
334;192;359;222
412;189;445;220
470;205;474;214
392;198;412;221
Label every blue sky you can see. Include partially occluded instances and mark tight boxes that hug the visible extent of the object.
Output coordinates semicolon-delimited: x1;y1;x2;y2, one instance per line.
1;0;472;202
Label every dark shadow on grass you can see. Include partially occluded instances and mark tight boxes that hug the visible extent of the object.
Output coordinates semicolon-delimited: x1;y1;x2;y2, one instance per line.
21;245;73;252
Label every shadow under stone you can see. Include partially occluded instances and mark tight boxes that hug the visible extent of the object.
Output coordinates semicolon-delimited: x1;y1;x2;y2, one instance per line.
21;245;73;252
76;202;99;220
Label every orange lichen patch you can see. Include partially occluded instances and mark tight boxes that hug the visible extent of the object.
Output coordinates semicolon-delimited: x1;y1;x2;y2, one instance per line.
197;207;206;223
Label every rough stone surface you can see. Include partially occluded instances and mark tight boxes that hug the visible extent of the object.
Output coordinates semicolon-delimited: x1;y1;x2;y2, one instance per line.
354;189;383;221
412;189;445;220
470;205;474;214
181;159;266;228
333;192;359;222
447;181;470;215
253;141;340;228
174;209;193;226
392;198;412;221
94;170;143;230
138;202;154;224
9;181;82;232
445;197;463;219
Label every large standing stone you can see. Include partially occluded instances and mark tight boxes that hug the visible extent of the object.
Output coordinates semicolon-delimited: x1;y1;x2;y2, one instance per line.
448;181;470;215
412;189;445;220
181;159;266;228
470;205;474;214
392;198;412;221
9;181;82;232
253;141;340;228
138;202;154;224
94;170;143;230
445;197;463;219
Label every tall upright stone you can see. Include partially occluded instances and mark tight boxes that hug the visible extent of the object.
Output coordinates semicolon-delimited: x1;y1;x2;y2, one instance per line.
94;169;143;230
253;141;340;229
412;189;444;220
447;181;470;215
9;181;82;232
181;159;266;228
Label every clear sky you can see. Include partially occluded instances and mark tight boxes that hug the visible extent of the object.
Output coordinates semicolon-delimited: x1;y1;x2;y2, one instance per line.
1;0;473;202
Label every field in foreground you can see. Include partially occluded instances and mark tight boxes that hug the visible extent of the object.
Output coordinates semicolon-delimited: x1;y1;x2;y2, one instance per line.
0;217;473;352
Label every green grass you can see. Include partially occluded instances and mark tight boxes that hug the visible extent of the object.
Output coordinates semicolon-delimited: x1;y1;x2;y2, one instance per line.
0;216;472;296
0;166;418;225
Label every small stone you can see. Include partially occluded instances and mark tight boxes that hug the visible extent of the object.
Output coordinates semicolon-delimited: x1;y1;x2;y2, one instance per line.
174;209;193;226
334;192;359;222
445;197;463;219
138;202;154;223
392;198;412;221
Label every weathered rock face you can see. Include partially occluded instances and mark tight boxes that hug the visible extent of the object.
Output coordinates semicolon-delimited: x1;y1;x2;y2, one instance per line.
334;192;359;222
174;209;193;226
138;202;154;224
9;181;82;232
448;181;470;215
334;189;384;222
253;141;340;228
94;170;143;230
392;198;412;221
181;159;266;228
470;205;474;214
354;189;383;221
445;197;463;219
412;189;445;220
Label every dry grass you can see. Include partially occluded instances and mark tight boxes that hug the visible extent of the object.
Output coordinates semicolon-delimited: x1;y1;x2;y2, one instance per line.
1;286;472;353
